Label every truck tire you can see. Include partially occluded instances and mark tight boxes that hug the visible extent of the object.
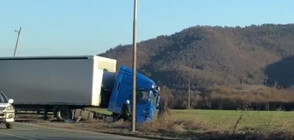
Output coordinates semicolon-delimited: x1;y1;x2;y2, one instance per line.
56;107;72;121
6;123;13;129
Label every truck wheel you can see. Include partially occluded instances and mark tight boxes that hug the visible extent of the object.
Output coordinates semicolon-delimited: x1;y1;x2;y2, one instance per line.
56;107;72;121
6;123;13;129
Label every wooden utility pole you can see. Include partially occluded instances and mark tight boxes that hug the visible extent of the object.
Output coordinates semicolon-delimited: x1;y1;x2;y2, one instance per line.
188;78;191;109
13;27;22;57
187;61;191;109
132;0;138;133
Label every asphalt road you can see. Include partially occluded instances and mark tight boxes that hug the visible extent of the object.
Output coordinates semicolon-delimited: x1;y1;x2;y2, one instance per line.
0;123;147;140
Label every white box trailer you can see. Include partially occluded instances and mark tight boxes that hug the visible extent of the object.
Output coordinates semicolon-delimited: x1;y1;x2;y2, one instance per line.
0;56;116;120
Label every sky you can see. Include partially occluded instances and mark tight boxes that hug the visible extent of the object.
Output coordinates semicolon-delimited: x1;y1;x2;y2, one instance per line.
0;0;293;57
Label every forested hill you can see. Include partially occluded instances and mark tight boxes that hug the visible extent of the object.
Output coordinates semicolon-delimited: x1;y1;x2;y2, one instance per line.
99;24;294;92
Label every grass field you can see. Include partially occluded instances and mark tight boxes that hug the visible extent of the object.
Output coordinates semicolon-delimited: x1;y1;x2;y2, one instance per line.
170;109;294;131
86;107;294;131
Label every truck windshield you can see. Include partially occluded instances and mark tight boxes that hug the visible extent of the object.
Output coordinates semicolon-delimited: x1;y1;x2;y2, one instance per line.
0;93;8;103
137;90;149;103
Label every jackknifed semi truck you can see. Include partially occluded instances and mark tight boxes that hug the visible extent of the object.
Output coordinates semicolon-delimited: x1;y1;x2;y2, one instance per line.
0;56;160;123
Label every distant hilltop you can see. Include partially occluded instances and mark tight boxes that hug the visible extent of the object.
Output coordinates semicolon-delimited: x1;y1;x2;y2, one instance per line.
100;24;294;92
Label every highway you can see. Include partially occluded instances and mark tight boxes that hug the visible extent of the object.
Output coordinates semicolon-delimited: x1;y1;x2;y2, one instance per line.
0;123;147;140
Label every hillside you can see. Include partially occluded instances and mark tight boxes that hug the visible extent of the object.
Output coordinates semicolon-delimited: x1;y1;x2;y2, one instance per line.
100;24;294;93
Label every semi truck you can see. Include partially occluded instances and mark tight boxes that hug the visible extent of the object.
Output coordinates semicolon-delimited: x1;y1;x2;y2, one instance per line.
0;56;160;123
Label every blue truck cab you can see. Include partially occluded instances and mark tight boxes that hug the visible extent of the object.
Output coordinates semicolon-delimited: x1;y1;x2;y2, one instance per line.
107;66;160;123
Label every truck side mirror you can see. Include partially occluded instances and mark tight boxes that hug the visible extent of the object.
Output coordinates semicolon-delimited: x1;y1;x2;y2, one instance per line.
156;86;160;91
8;99;14;104
156;96;160;108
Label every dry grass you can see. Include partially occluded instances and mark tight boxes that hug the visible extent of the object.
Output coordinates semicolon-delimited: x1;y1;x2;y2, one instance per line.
138;115;208;134
172;86;294;110
136;115;216;139
209;86;294;103
187;86;294;110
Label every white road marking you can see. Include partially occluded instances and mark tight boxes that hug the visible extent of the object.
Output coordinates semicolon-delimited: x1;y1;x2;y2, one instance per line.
0;131;38;140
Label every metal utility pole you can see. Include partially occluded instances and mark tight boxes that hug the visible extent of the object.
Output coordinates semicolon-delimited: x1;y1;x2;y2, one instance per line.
132;0;138;133
13;27;22;57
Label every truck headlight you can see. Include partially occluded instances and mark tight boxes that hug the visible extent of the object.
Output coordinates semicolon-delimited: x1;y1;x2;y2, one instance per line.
6;106;14;111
